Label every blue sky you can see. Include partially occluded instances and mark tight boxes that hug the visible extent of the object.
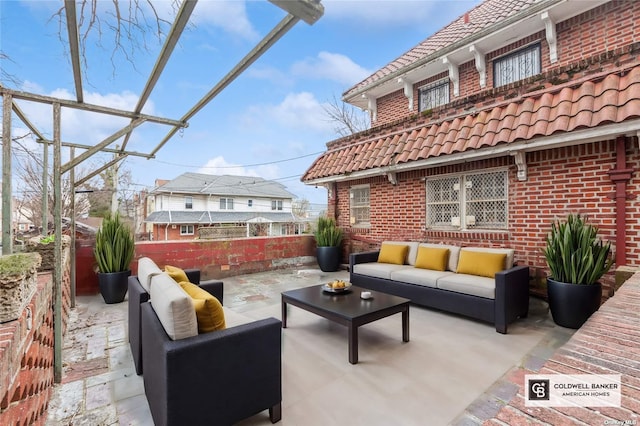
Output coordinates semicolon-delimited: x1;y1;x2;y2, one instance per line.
1;0;480;212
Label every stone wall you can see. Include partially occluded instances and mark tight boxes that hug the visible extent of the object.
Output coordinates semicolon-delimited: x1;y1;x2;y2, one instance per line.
0;248;71;425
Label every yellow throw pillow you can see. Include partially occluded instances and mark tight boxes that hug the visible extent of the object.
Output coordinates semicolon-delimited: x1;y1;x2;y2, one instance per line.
456;250;507;278
179;282;226;333
377;243;409;265
165;265;189;284
414;247;450;271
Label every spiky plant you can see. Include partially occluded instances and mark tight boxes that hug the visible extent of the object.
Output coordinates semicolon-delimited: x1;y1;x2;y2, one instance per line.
94;213;135;273
543;213;613;285
314;216;343;247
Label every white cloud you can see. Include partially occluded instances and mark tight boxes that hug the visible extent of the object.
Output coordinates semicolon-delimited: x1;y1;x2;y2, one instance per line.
245;92;332;133
197;156;280;180
291;51;371;86
191;1;259;41
322;0;480;27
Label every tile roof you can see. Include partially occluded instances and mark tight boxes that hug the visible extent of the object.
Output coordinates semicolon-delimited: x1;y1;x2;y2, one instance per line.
303;64;640;182
155;172;296;199
145;211;296;224
344;0;540;97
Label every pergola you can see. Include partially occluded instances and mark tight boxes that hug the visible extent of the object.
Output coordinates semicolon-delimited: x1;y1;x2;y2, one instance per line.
0;0;324;382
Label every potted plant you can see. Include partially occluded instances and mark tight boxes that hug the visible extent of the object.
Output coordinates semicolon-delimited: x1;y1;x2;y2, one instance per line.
543;213;613;328
94;213;135;304
314;216;343;272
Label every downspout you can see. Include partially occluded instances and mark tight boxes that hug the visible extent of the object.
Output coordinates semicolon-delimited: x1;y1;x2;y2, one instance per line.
607;135;635;266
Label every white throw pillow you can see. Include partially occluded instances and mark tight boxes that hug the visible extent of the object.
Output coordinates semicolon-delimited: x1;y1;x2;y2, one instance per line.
149;272;198;340
137;257;163;292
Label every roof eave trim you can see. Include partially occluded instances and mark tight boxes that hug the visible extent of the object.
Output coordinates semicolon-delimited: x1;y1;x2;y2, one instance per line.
303;120;640;185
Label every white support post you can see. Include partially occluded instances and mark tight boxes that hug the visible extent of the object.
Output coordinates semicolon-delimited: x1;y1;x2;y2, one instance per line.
470;44;486;88
541;11;558;63
511;151;528;181
362;93;377;122
443;56;459;97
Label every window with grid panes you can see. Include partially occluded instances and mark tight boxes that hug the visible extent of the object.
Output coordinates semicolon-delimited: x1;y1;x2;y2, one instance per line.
185;196;193;210
220;198;234;210
271;200;283;211
350;185;370;227
426;170;507;230
419;79;450;111
180;225;194;235
494;43;541;87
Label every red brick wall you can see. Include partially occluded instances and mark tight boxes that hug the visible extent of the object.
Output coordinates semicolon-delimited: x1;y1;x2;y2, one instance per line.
0;251;72;425
132;235;316;280
336;139;640;298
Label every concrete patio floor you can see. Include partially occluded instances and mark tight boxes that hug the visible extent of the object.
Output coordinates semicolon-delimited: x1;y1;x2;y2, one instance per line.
46;267;574;425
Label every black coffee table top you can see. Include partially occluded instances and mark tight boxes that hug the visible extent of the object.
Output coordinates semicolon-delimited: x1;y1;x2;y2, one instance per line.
281;284;410;320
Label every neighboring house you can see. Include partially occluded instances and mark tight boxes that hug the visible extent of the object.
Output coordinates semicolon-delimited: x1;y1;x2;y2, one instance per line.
302;0;640;295
145;173;300;241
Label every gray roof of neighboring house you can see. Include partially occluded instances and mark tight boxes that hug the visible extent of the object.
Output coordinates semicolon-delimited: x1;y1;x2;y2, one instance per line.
145;211;297;224
153;172;296;198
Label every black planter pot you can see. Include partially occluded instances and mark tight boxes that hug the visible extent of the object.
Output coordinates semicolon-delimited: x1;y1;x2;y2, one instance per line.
98;270;131;304
546;278;602;329
316;246;341;272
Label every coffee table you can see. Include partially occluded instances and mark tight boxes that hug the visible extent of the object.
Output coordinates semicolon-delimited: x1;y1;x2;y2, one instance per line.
281;284;410;364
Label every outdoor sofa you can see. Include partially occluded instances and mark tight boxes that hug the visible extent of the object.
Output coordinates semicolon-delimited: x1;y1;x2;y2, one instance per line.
128;257;223;375
350;242;530;334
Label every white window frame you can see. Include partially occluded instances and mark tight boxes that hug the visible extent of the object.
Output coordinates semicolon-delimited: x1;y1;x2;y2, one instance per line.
220;198;234;210
271;200;283;211
426;169;508;230
350;184;370;228
185;196;193;210
493;43;541;87
418;78;450;112
180;225;194;235
248;199;253;207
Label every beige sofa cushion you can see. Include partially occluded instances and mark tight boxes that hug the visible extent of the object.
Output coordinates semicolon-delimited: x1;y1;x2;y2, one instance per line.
418;243;461;272
391;268;454;288
436;273;496;299
353;263;412;280
380;241;420;265
149;272;198;340
138;257;163;292
461;247;515;270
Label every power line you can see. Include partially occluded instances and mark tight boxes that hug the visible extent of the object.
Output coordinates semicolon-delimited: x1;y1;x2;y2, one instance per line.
152;150;323;169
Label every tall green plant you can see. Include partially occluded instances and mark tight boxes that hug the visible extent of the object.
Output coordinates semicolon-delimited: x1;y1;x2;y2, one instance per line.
543;214;613;285
94;213;135;273
314;216;343;247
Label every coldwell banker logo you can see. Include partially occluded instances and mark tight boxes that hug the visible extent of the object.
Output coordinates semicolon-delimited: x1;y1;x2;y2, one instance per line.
525;374;621;407
528;379;550;401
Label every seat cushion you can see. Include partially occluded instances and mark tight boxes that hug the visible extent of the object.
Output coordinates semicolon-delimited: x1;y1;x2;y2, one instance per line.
149;273;198;340
436;273;496;299
165;265;190;284
353;262;411;280
390;268;454;288
414;246;450;271
457;250;507;278
138;257;163;292
180;282;226;333
377;243;409;265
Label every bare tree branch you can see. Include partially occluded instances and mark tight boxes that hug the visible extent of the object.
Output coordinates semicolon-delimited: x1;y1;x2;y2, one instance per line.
323;94;370;137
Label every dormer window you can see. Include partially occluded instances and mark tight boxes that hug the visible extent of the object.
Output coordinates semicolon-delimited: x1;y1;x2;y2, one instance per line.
494;43;541;87
419;79;450;112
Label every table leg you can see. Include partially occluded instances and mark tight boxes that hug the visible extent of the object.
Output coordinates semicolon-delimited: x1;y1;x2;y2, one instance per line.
282;299;287;328
348;324;358;364
402;308;409;342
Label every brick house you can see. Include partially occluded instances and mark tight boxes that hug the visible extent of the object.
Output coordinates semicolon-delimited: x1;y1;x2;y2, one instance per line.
145;172;299;241
302;0;640;297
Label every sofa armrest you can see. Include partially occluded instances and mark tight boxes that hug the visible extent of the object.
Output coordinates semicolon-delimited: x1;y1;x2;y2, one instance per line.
349;251;380;270
141;302;281;425
199;280;224;305
128;276;149;375
494;265;530;334
184;268;200;284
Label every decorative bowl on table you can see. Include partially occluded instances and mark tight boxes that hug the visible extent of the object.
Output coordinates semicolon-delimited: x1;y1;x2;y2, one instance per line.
322;280;352;293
